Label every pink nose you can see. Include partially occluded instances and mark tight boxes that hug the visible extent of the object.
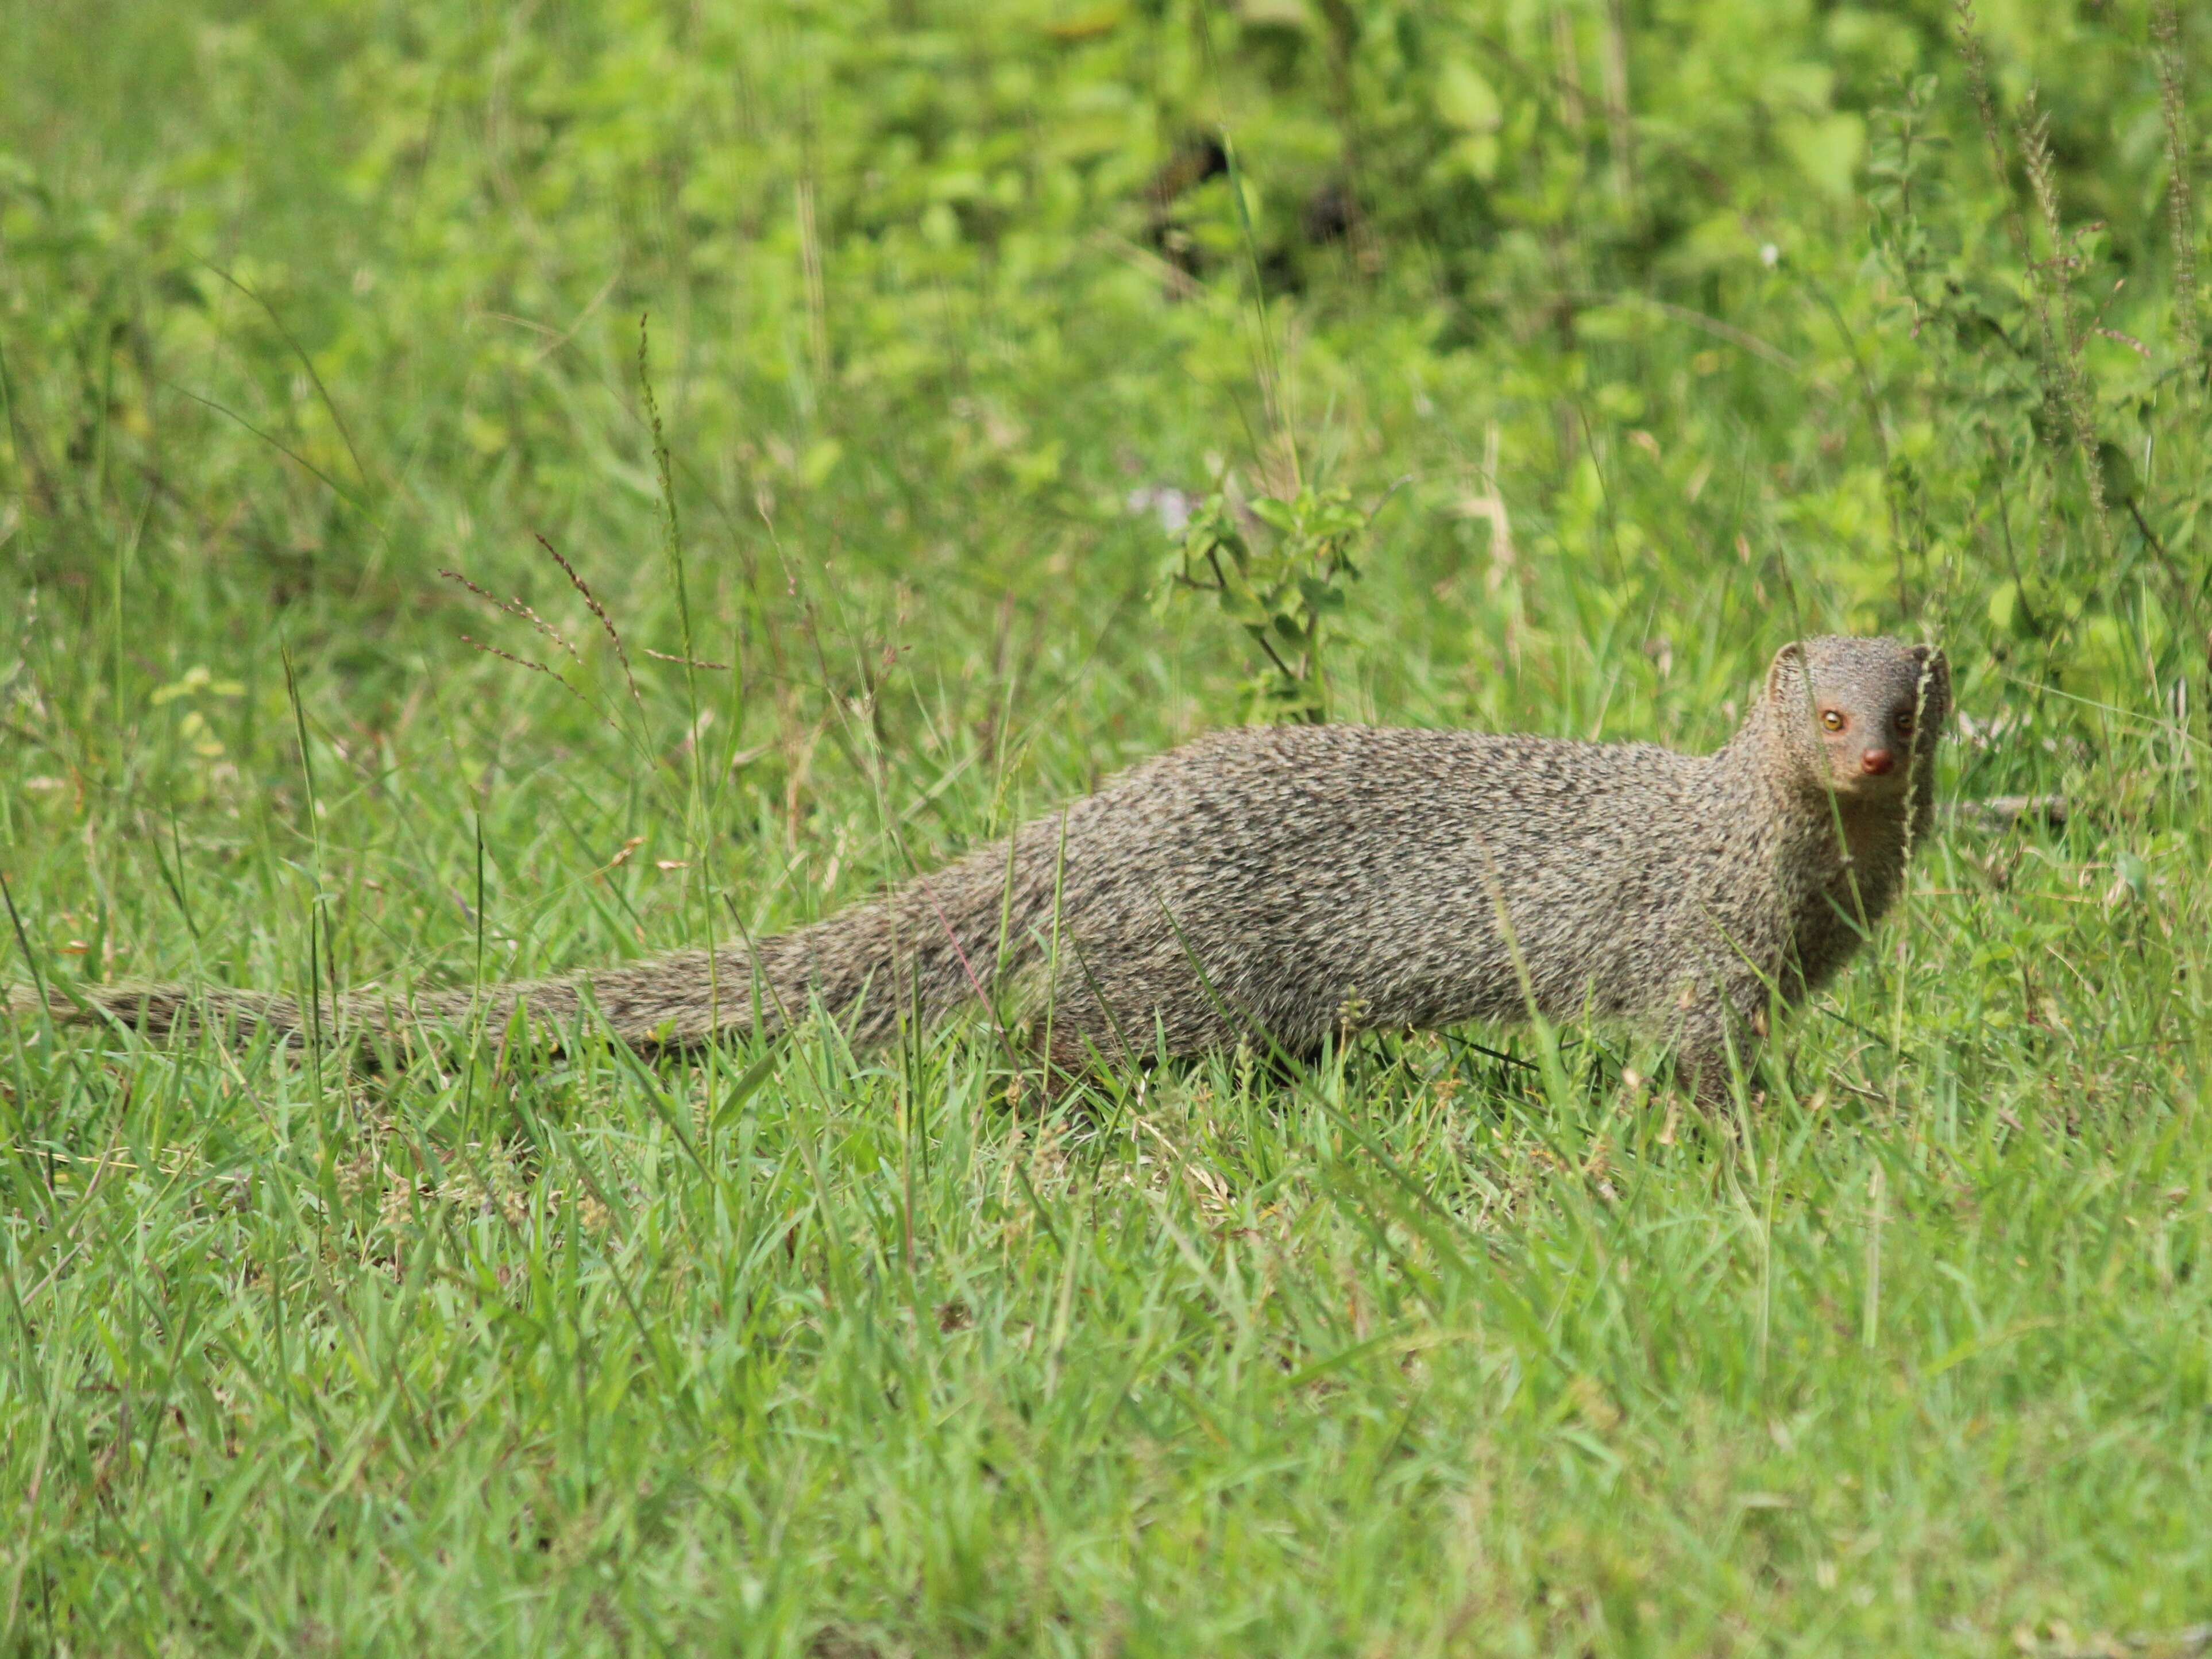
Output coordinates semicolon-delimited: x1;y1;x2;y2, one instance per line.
1861;749;1894;776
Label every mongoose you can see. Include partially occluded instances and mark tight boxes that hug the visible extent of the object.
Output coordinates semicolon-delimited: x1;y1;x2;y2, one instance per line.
18;636;1947;1101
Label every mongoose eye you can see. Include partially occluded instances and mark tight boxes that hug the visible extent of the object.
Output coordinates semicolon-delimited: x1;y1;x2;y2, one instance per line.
1893;710;1915;737
1820;708;1846;732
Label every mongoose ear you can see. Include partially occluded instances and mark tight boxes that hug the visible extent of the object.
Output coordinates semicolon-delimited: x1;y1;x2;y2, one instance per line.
1764;643;1805;704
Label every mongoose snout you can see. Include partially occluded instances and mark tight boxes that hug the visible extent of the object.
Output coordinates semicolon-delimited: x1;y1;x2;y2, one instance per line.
21;635;1947;1106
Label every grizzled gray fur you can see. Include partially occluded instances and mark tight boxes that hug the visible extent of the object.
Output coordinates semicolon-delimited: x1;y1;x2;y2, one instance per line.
22;636;1947;1099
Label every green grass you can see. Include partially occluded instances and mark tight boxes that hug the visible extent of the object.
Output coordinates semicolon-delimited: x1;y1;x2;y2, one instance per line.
7;760;2211;1656
5;1;2212;1653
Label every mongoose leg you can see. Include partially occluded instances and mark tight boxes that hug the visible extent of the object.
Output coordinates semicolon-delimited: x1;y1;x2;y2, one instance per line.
1674;974;1773;1109
1036;1031;1098;1105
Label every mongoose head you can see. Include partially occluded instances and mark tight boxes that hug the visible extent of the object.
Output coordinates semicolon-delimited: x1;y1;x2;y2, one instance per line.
1765;636;1949;800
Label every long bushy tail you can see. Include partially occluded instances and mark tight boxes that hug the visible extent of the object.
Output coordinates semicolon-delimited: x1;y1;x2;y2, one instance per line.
12;830;1070;1057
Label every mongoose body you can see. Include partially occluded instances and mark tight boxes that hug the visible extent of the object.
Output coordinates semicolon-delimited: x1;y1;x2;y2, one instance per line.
22;636;1947;1097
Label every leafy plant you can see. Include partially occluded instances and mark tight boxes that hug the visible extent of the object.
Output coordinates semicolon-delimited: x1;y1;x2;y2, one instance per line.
1864;23;2211;694
1153;481;1381;723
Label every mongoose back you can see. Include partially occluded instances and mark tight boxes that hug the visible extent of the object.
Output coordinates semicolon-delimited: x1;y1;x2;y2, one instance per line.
19;636;1947;1098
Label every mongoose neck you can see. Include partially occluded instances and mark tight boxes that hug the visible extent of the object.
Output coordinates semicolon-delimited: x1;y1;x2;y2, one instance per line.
1718;700;1826;811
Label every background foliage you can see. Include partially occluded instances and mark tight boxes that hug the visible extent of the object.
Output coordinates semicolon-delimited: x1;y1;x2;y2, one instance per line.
3;1;2211;1653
